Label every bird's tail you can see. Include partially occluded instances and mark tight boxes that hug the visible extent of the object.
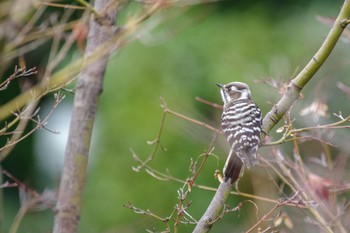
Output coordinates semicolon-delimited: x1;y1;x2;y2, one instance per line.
223;148;243;184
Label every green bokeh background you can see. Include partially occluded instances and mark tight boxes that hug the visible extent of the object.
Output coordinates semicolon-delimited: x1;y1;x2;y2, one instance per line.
2;1;350;232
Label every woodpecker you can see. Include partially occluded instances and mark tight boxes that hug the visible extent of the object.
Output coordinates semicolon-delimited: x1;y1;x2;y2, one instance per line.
217;82;262;183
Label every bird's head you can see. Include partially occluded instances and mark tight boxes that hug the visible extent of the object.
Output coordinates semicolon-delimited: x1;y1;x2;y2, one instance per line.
217;82;252;106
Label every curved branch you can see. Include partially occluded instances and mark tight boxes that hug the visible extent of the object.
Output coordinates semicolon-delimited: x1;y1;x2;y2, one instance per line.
262;0;350;133
193;1;350;232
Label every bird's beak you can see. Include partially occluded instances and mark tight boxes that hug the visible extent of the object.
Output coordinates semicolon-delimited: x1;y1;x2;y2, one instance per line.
216;83;224;89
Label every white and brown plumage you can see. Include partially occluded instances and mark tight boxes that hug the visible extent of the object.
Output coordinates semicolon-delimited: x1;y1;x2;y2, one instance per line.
217;82;262;183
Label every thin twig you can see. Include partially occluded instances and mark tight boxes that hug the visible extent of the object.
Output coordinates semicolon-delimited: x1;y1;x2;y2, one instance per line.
195;97;223;110
165;108;220;134
0;93;64;161
246;192;301;233
264;115;350;146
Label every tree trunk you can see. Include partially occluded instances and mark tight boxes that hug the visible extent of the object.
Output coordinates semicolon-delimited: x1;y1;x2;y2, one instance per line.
53;1;117;232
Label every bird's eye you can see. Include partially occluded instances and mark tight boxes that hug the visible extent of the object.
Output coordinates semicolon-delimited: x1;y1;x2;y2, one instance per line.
229;86;237;91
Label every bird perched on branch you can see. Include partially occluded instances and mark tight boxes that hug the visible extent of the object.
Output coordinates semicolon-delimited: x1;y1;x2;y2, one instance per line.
217;82;262;183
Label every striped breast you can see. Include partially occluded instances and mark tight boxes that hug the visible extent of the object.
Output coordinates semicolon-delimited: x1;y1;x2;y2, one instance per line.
221;99;262;156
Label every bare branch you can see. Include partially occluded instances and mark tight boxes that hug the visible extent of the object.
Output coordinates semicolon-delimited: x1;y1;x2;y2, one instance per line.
195;97;223;110
0;66;37;91
246;192;301;233
263;115;350;146
194;1;350;232
262;0;350;134
192;181;234;233
0;93;64;161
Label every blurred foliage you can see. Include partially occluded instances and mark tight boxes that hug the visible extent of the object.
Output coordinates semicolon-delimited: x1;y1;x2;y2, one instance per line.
1;0;350;232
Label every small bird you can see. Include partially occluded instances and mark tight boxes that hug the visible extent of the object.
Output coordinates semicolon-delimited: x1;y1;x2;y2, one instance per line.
217;82;262;183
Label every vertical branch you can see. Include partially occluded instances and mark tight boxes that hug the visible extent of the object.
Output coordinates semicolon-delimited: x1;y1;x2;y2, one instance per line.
52;1;117;232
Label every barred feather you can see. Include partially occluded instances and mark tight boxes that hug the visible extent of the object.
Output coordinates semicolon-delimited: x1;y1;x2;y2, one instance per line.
222;99;262;168
217;82;262;183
